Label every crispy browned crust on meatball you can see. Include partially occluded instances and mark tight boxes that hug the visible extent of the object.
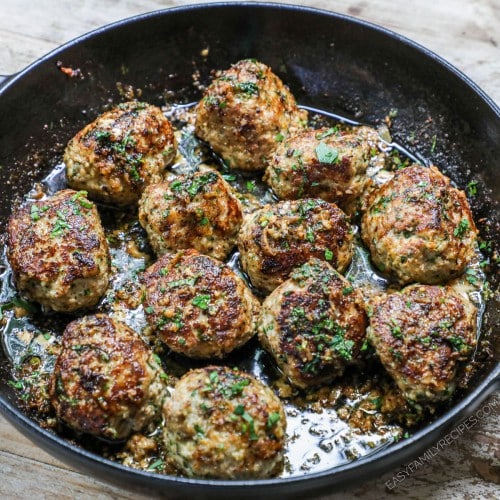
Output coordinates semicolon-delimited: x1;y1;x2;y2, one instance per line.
238;198;353;294
163;365;286;478
138;169;243;260
264;126;383;212
7;189;110;312
367;284;477;403
195;59;307;171
361;164;477;285
49;314;166;440
143;249;260;359
65;101;176;206
258;259;367;388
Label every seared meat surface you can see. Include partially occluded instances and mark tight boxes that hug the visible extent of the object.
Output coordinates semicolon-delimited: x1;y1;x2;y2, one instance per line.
361;164;477;285
195;59;307;171
367;284;477;403
238;198;353;294
138;168;243;260
65;101;176;206
258;259;367;388
50;314;166;440
163;365;286;478
7;189;110;312
264;126;384;213
143;249;260;359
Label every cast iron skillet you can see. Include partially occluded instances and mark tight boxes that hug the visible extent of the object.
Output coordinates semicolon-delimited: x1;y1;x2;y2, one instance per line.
0;2;498;498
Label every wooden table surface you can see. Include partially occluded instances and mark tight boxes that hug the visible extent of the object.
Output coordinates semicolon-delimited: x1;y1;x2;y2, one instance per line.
0;1;498;499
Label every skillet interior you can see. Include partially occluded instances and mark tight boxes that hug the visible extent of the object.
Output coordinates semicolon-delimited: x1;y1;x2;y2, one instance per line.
0;3;498;497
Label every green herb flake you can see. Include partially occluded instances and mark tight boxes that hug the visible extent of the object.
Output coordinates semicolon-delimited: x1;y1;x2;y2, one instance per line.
449;336;466;351
148;459;164;471
170;179;183;192
233;404;245;416
70;190;93;209
267;412;281;428
191;294;211;310
167;277;198;289
209;371;219;385
315;127;338;140
454;218;470;238
466;180;478;197
324;248;334;261
194;424;205;436
275;133;284;142
235;81;259;95
30;204;41;221
315;142;339;164
246;180;256;192
430;135;437;153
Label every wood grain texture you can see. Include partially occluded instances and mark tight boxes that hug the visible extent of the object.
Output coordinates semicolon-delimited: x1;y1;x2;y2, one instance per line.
0;1;499;498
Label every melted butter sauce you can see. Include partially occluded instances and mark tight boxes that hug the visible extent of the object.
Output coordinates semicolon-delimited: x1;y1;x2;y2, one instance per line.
0;103;488;478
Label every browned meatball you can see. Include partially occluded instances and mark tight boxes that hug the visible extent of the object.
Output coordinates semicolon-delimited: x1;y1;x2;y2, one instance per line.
50;314;166;440
238;198;353;294
7;189;110;312
367;284;477;403
65;101;177;206
361;164;477;285
143;249;260;359
138;169;243;260
258;259;367;388
264;126;384;213
195;59;307;171
163;365;286;478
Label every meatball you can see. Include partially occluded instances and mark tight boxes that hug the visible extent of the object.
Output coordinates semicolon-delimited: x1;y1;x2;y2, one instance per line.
64;101;176;206
50;314;166;440
7;189;110;312
264;126;383;212
367;284;477;403
138;169;243;260
143;249;260;359
361;164;477;285
238;198;353;294
163;365;286;478
195;59;307;171
258;259;367;388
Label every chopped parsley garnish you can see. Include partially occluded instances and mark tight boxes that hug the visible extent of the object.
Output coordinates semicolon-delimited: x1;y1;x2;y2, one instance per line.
448;336;467;351
70;190;93;209
324;248;334;261
191;294;211;310
148;459;165;471
170;179;183;192
390;321;403;339
430;135;437;153
30;204;41;221
167;277;198;288
235;81;259;95
454;218;470;238
315;127;338;140
51;210;71;237
315;142;339;164
267;412;281;428
466;180;478;197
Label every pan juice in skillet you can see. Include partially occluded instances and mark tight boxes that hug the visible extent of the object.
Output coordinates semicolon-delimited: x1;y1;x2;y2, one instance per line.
0;74;490;477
